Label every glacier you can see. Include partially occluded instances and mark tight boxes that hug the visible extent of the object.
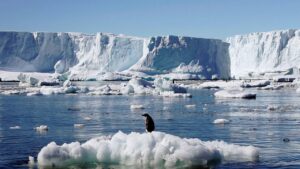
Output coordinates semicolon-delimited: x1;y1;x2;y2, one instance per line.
0;31;230;80
227;29;300;78
0;29;300;80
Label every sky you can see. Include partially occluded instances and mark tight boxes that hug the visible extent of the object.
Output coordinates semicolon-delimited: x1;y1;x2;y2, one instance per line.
0;0;299;39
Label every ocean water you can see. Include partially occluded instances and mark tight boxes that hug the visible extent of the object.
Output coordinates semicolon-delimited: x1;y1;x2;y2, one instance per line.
1;87;300;168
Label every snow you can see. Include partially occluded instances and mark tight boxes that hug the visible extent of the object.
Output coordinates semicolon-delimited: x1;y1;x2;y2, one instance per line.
213;119;230;124
37;131;259;168
227;29;300;79
214;90;256;99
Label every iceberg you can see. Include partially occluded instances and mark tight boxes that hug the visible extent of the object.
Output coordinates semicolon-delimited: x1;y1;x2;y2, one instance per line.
37;131;259;168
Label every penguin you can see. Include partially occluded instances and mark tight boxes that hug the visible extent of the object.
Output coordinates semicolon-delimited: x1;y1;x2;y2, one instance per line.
142;113;155;132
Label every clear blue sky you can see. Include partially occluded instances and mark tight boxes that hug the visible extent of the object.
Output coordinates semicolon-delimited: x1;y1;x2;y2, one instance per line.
0;0;299;39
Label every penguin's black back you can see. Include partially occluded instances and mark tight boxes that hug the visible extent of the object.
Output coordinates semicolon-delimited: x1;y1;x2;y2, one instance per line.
145;115;155;132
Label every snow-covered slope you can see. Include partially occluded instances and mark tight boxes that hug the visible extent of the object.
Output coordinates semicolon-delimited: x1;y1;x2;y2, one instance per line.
227;29;300;78
0;31;230;80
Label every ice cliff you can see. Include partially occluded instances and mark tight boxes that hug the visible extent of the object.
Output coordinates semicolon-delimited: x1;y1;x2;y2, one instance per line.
1;29;299;80
130;36;230;79
0;31;230;80
227;29;300;78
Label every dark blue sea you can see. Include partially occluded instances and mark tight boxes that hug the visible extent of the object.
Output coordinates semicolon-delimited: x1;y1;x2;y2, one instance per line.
1;86;300;169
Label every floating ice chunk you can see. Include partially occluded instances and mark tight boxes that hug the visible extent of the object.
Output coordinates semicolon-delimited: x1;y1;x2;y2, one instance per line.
214;90;256;99
35;125;48;131
194;80;243;89
40;86;64;95
27;91;42;96
130;104;145;109
160;91;192;98
297;88;300;93
1;90;23;95
64;86;79;94
258;84;284;90
97;72;131;81
121;78;154;95
185;104;196;108
18;73;39;87
10;126;21;129
88;85;121;95
213;119;230;124
74;124;84;128
37;131;259;168
28;156;35;167
83;117;92;121
241;80;271;88
154;78;187;93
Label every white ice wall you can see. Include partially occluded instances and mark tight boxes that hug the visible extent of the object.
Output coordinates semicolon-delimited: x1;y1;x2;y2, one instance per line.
227;29;300;78
130;35;230;79
0;31;231;80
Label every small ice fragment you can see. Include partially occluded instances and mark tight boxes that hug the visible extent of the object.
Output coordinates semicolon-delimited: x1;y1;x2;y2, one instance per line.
34;125;48;131
28;156;35;166
213;119;230;124
10;126;21;129
185;104;196;108
130;104;145;109
74;124;85;128
83;117;92;121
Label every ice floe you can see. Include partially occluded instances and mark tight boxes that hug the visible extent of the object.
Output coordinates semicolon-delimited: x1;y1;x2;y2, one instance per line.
34;125;48;132
185;104;196;109
74;124;85;128
213;119;230;124
130;104;145;110
214;90;256;99
241;80;271;88
37;131;259;168
10;126;21;129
